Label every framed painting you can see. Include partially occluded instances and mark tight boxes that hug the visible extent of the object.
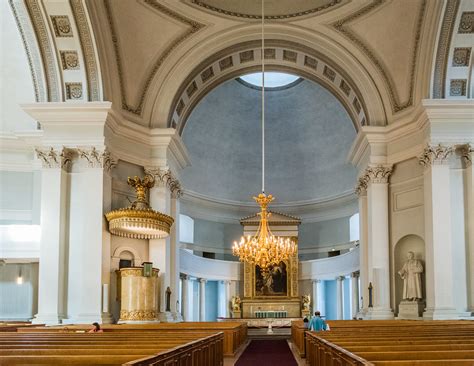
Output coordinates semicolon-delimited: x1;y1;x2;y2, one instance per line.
254;261;289;297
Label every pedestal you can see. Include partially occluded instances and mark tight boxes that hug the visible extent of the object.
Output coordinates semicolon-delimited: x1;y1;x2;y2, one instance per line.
301;309;310;318
158;311;183;323
397;300;425;319
231;310;241;319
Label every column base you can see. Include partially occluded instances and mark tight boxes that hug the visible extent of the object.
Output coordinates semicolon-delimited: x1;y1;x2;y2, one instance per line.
423;307;473;320
32;313;63;325
101;312;114;324
364;307;394;320
158;312;183;323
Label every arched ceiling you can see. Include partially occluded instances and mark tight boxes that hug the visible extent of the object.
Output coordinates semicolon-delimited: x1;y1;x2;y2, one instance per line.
180;77;357;205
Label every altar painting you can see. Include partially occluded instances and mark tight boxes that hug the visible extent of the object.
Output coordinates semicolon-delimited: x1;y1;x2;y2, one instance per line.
255;261;288;296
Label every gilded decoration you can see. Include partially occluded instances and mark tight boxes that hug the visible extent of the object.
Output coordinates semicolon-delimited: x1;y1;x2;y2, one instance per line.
458;12;474;33
60;50;80;70
120;310;157;321
104;0;204;115
333;0;427;113
418;144;453;167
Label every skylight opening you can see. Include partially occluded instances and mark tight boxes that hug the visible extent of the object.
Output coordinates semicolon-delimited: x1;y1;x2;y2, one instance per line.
239;72;300;88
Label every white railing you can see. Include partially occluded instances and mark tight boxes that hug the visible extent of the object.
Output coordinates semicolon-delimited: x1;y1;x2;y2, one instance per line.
299;247;359;280
179;248;241;280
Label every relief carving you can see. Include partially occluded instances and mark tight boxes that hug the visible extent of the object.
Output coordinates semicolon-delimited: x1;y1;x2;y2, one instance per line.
35;147;72;170
418;144;453;167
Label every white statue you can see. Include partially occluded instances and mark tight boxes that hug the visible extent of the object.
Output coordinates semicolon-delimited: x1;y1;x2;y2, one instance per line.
398;251;423;300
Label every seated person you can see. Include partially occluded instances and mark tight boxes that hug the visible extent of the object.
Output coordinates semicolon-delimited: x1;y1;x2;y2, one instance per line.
88;322;104;333
309;311;328;331
303;316;309;329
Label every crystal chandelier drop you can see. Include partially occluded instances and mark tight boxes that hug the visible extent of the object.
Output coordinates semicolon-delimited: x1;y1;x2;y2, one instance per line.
232;0;297;272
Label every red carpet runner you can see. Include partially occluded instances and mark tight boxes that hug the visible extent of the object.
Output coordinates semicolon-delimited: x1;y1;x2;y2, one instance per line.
235;340;298;366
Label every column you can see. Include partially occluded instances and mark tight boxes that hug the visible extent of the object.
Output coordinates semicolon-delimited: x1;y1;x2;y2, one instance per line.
199;278;207;321
356;176;368;314
147;168;182;321
224;280;231;318
181;274;190;321
421;145;462;319
66;147;113;324
351;271;360;318
32;147;71;325
365;165;394;319
336;276;344;320
462;146;474;314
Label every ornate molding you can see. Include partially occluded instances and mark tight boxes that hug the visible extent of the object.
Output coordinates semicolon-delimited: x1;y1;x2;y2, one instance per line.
104;0;204;115
25;0;61;102
191;0;345;20
9;0;46;102
77;147;117;170
365;165;393;184
35;147;72;169
418;144;453;166
433;0;460;98
144;167;183;198
70;0;101;101
333;0;427;113
119;309;157;321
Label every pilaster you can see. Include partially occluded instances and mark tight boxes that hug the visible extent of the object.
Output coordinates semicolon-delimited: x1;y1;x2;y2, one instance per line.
336;276;344;320
355;175;368;315
351;271;360;318
199;278;207;321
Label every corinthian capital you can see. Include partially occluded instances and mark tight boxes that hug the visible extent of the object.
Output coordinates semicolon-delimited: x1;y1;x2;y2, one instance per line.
365;165;393;184
35;147;72;170
458;144;473;168
144;167;183;198
418;144;453;167
355;175;369;196
77;147;117;170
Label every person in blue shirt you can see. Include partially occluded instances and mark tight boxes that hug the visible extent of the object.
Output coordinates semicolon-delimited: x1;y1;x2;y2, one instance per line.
308;311;328;331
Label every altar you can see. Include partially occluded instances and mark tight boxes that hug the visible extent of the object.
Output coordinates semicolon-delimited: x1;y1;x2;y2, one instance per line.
238;211;302;319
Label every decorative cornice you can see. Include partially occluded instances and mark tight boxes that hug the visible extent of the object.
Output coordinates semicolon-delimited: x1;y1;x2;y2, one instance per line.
77;147;117;170
145;167;183;198
432;0;460;98
35;147;72;170
365;165;393;184
333;0;427;113
191;0;345;20
104;0;204;115
70;0;101;101
418;144;453;166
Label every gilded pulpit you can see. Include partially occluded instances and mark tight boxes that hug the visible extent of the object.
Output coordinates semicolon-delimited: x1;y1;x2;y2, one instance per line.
240;211;301;318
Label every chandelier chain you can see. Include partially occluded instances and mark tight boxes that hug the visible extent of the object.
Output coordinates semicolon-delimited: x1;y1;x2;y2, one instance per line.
261;0;265;194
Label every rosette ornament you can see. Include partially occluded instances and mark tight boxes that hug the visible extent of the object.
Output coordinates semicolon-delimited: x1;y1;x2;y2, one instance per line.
105;175;174;239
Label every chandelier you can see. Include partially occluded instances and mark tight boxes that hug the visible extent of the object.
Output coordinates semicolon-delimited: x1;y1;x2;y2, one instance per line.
105;175;174;239
232;0;297;272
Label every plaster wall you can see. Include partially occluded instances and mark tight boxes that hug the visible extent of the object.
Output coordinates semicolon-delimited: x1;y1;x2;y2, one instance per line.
299;217;351;249
0;263;38;320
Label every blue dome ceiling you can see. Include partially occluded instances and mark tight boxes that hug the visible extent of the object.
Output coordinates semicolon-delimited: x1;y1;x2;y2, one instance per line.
181;78;357;205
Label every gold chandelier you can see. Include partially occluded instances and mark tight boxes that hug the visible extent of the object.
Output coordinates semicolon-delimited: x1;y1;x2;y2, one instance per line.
105;175;174;239
232;0;297;272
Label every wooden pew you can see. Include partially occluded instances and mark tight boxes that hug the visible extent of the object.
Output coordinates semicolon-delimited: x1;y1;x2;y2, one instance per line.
303;320;474;366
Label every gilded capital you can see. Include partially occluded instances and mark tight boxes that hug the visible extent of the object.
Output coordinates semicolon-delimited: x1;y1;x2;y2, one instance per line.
418;144;453;167
35;147;72;170
365;165;393;184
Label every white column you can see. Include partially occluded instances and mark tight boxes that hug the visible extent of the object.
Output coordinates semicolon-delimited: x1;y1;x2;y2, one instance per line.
169;195;180;313
366;165;394;319
224;280;231;318
181;274;190;321
356;177;368;314
199;278;207;321
336;276;344;320
32;148;70;325
463;146;474;314
421;145;462;319
351;271;360;318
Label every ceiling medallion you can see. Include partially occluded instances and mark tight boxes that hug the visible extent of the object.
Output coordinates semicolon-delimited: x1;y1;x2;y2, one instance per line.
106;175;174;239
232;1;297;272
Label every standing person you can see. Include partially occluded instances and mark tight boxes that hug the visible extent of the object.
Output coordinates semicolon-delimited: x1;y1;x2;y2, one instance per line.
309;311;328;331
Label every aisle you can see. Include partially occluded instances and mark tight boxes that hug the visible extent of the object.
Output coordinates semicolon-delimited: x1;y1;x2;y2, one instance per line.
235;340;298;366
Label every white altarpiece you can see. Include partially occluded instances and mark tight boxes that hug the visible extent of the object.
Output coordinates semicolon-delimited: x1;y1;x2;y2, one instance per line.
239;212;302;318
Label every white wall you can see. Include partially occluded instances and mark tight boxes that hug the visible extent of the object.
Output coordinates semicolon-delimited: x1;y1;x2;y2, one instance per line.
0;263;38;320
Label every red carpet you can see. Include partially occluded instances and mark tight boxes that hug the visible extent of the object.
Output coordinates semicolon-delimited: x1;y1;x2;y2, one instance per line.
235;340;298;366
